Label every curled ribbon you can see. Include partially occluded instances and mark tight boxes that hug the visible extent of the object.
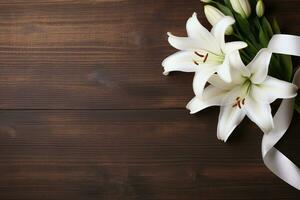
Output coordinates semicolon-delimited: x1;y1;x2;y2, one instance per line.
263;34;300;190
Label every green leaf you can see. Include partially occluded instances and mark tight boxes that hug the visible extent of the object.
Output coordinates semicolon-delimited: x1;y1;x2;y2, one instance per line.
259;25;268;47
223;0;233;9
295;96;300;114
279;55;293;81
252;17;261;33
268;56;281;79
272;18;281;34
214;2;233;16
234;13;257;44
261;17;274;39
235;14;249;32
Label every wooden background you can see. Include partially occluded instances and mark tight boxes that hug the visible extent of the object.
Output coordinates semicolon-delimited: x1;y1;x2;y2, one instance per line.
0;0;299;199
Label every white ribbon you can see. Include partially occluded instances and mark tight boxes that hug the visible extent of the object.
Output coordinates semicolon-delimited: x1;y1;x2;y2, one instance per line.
262;34;300;190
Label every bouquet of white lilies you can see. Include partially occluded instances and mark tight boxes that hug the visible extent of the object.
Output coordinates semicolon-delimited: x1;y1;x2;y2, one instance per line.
162;0;300;190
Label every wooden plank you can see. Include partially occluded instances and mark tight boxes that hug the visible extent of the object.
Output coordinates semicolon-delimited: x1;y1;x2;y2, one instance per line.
0;110;299;199
1;0;300;199
0;0;298;109
0;0;197;109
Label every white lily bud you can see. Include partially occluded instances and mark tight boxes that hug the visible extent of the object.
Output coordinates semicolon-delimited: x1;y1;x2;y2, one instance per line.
200;0;212;3
230;0;251;18
256;0;265;17
204;5;234;35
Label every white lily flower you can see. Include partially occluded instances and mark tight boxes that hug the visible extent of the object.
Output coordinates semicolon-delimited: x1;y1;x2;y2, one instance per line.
230;0;251;18
204;5;233;35
162;13;247;96
187;49;298;142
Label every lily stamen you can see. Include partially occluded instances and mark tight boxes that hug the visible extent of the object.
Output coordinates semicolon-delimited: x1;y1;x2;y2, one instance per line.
242;98;245;105
194;52;205;57
194;52;209;63
237;101;242;109
203;53;209;63
233;97;244;109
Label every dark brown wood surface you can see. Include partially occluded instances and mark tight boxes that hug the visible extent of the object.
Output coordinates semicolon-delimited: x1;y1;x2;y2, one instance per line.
0;0;299;199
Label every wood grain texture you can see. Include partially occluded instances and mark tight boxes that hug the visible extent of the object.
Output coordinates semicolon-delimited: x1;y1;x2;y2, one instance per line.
0;0;299;199
0;110;299;200
0;0;298;109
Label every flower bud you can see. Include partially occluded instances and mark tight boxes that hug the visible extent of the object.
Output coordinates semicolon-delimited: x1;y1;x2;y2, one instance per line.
230;0;251;18
256;0;265;17
204;5;233;35
200;0;212;3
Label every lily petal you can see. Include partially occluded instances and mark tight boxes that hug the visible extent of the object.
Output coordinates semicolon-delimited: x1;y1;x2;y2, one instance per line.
220;85;245;107
187;85;226;114
245;97;274;134
223;41;247;54
248;48;272;84
193;65;219;96
186;13;220;53
252;76;298;103
217;55;231;82
228;51;249;72
228;51;251;84
168;33;211;52
162;51;199;75
211;16;235;52
217;104;246;142
209;74;235;90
